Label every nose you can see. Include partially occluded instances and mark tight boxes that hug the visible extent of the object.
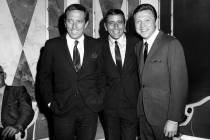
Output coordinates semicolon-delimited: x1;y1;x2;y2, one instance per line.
140;21;145;28
113;23;119;29
72;22;77;29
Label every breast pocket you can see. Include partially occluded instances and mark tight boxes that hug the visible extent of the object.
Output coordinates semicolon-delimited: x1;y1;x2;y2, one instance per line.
148;58;167;75
84;57;98;71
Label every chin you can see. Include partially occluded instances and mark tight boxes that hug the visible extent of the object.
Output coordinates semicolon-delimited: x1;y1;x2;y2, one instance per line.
70;35;81;39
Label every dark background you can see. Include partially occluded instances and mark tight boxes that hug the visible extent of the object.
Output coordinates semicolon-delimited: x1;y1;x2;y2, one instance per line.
160;0;210;103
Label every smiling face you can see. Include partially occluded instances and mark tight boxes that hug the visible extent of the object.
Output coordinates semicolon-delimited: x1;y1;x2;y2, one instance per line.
65;10;88;39
134;9;156;39
105;14;125;40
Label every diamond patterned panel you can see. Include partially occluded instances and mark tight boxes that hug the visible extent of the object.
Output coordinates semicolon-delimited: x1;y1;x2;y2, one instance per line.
0;0;22;85
23;0;47;81
12;51;35;99
7;0;37;46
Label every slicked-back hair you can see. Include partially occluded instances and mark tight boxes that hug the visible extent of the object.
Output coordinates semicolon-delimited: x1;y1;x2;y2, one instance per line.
104;9;126;24
64;4;89;23
133;4;157;21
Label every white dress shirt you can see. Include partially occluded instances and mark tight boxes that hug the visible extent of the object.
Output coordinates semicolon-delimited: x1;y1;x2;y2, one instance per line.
66;34;84;65
108;34;126;66
143;29;159;54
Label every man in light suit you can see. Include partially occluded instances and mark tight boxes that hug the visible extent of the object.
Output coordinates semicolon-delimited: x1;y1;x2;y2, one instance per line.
101;9;139;140
133;4;188;140
36;4;105;140
0;65;34;140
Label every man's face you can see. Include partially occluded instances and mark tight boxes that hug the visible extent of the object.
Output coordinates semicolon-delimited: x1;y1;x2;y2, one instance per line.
134;10;156;39
105;14;125;40
65;10;88;39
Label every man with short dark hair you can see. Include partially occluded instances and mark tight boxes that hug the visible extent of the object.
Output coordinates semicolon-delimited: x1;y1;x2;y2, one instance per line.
101;9;139;140
0;65;34;140
37;4;105;140
133;4;188;140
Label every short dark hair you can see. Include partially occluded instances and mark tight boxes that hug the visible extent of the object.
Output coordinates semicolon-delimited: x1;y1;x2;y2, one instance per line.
64;4;89;23
104;9;126;24
133;4;157;21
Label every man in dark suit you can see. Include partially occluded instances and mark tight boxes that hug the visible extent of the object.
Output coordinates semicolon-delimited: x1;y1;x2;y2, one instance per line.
133;4;188;140
0;65;34;140
36;4;105;140
101;9;139;140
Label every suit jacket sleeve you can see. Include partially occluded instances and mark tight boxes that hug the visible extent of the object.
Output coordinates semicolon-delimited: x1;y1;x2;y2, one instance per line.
15;86;34;130
167;39;188;122
36;41;54;106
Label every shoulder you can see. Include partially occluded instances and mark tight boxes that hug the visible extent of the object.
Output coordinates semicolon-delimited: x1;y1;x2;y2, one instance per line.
45;36;65;48
5;86;27;96
7;85;26;91
85;35;104;49
159;31;180;43
159;31;184;52
126;34;139;43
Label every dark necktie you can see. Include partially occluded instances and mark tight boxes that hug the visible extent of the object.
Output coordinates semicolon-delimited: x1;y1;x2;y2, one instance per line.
73;40;80;72
144;42;148;63
115;41;122;72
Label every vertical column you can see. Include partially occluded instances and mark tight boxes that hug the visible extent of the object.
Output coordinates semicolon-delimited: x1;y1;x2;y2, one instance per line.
92;0;103;38
46;0;49;40
171;0;173;35
121;0;128;20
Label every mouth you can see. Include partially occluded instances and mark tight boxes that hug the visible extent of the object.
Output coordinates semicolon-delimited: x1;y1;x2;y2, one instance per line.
71;30;80;34
140;29;148;33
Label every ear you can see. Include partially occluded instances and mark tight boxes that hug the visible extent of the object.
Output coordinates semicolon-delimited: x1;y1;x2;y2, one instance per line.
104;23;108;31
124;22;126;32
85;21;89;29
3;72;6;80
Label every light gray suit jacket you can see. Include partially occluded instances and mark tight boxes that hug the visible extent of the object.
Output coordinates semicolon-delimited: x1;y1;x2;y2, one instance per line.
135;31;188;126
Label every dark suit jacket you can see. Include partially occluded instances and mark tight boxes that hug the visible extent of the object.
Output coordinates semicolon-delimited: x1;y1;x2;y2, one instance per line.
37;35;105;115
135;31;188;126
1;86;34;131
102;35;139;118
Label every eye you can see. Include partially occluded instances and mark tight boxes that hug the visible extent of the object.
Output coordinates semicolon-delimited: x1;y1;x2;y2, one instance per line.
66;19;73;24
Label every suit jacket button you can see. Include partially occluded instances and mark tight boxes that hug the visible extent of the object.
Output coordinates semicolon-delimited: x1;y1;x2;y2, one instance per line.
142;85;145;88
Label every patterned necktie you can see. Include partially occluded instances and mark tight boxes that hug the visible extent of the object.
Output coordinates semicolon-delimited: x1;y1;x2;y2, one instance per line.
73;40;80;72
115;41;122;72
144;42;148;63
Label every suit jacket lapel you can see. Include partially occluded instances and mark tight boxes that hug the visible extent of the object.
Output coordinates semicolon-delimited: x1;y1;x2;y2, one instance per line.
78;36;89;73
122;36;132;72
105;40;120;73
136;41;144;75
145;31;163;63
61;35;76;71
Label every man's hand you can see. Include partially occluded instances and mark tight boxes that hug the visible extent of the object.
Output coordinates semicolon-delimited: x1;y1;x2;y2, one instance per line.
164;120;178;138
1;126;19;140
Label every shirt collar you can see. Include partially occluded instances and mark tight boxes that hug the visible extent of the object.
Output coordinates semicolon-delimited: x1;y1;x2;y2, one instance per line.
108;34;126;48
66;34;84;44
143;29;159;46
